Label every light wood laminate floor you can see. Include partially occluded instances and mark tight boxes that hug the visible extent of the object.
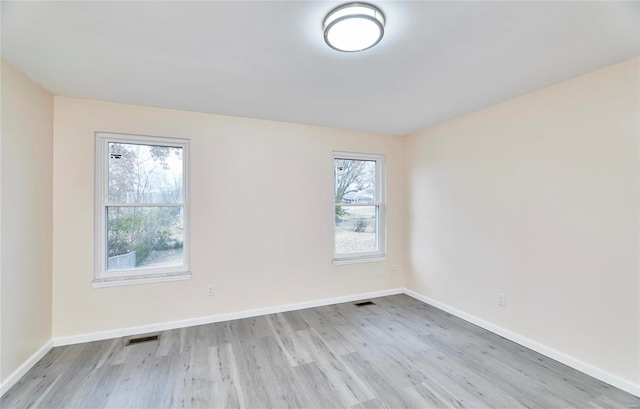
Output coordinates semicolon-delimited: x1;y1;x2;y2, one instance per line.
2;294;638;408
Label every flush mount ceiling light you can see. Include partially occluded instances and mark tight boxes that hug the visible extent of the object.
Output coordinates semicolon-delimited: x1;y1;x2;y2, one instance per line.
323;3;385;52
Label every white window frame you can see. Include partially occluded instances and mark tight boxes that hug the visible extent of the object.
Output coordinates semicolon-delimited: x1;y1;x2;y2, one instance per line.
332;151;386;265
92;132;191;288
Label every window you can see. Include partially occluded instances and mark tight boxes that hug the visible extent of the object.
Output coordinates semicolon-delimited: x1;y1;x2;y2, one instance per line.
93;132;190;287
333;152;385;264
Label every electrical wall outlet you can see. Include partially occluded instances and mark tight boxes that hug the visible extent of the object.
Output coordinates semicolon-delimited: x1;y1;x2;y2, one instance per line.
375;267;382;277
208;285;214;296
498;293;506;307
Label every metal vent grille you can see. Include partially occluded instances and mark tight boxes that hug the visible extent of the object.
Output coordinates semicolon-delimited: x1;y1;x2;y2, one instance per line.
125;335;159;346
354;301;376;307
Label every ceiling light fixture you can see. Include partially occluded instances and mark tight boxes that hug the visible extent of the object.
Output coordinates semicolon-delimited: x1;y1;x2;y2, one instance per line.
323;3;385;52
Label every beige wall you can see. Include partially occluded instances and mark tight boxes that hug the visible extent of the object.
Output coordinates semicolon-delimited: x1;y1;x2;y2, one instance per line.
405;58;640;385
0;60;54;382
52;97;404;337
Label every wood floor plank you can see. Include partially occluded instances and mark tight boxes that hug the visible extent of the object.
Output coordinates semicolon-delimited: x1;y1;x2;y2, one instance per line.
267;313;316;367
0;347;68;408
296;306;337;329
159;349;193;408
65;363;125;408
292;361;350;408
350;397;388;409
103;341;162;409
228;315;272;341
195;321;233;348
207;343;243;409
2;294;639;409
315;305;351;326
189;338;214;409
250;335;313;408
409;382;460;409
329;301;384;325
34;342;110;408
310;323;359;356
278;310;310;331
299;328;376;405
339;351;426;408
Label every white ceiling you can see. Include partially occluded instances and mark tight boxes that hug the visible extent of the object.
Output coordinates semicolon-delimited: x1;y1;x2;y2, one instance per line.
2;1;638;136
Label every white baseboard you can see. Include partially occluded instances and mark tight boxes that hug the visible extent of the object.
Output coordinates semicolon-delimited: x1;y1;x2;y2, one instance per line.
53;288;404;347
1;340;54;396
403;288;640;398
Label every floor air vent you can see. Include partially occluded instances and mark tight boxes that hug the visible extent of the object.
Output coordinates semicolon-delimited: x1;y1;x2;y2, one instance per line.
354;301;376;307
125;335;159;346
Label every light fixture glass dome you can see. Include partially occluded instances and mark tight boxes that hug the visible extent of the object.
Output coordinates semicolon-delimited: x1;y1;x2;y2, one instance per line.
323;3;385;52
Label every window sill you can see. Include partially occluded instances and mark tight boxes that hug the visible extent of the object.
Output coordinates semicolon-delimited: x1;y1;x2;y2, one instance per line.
91;271;192;288
332;255;387;266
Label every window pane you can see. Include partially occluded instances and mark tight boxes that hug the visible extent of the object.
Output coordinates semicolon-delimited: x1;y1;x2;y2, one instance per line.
107;206;184;271
335;205;377;254
334;158;376;204
108;143;183;203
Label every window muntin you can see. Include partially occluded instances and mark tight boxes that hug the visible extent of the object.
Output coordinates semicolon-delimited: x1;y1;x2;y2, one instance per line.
95;133;189;284
334;152;385;261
